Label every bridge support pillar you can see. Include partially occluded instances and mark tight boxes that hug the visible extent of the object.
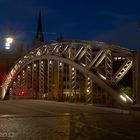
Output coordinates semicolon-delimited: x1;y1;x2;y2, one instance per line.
132;51;140;107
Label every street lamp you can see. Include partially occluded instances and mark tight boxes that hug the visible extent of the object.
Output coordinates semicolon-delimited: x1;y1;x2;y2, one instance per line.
5;37;14;50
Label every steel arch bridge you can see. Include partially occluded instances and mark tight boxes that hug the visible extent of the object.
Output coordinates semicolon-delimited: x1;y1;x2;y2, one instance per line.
1;40;134;108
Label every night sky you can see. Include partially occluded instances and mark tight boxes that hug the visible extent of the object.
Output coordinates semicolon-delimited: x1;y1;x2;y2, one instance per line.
0;0;140;50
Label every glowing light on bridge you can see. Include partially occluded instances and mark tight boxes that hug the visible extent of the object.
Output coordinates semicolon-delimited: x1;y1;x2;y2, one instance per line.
123;94;133;103
98;73;106;80
120;95;127;102
59;62;62;66
88;77;90;80
49;60;52;64
72;67;75;71
86;89;90;93
81;63;86;67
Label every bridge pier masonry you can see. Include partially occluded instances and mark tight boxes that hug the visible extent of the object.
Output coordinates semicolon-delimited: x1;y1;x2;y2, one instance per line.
132;51;140;111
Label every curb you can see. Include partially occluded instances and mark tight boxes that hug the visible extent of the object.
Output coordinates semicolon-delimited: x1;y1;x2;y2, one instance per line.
38;100;130;114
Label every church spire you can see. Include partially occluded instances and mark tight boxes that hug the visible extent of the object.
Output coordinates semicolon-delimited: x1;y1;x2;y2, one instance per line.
35;10;44;42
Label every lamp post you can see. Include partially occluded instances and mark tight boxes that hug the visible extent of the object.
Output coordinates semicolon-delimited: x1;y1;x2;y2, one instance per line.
5;37;14;50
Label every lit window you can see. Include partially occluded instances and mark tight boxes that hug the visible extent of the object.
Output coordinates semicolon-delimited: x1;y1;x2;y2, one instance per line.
114;57;117;61
118;57;121;60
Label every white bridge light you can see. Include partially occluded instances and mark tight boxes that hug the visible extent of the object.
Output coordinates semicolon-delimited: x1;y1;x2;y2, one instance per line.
72;67;75;71
86;89;90;93
123;94;133;103
88;77;90;80
98;73;106;80
59;62;62;66
49;60;52;64
120;95;127;102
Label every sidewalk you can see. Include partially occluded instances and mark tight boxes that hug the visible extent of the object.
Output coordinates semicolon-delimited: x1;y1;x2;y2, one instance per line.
38;100;130;114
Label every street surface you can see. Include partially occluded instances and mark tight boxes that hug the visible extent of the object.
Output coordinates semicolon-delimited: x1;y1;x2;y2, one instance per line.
0;100;139;140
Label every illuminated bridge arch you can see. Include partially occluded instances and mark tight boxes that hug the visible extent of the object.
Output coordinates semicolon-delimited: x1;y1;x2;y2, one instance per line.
1;40;134;108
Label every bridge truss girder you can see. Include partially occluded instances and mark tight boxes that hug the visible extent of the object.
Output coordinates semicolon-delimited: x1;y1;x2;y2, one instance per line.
1;40;134;108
